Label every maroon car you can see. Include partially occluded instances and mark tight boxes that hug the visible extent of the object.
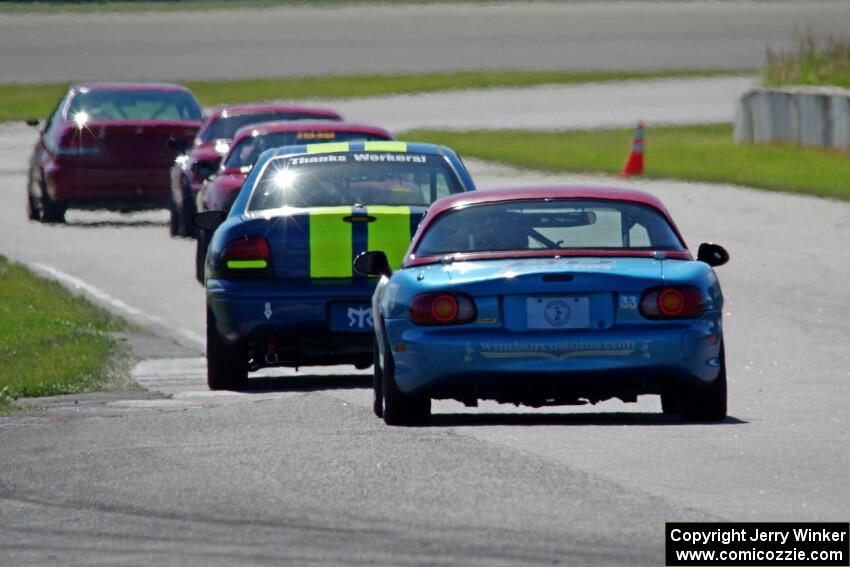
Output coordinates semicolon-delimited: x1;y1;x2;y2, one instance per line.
193;121;394;282
168;103;342;237
26;83;202;223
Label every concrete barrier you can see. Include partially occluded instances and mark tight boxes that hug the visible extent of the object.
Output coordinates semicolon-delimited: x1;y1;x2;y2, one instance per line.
831;95;850;150
734;86;850;150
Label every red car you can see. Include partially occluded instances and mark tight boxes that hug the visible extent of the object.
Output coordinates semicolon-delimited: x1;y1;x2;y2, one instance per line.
193;121;394;282
26;83;202;223
168;103;342;237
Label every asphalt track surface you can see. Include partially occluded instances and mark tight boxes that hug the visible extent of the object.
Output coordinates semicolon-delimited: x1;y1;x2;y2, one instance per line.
4;1;850;83
1;77;849;564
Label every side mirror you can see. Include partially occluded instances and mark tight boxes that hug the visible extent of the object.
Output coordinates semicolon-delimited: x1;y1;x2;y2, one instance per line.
193;210;226;232
25;118;40;128
354;251;392;278
168;137;188;153
697;243;729;267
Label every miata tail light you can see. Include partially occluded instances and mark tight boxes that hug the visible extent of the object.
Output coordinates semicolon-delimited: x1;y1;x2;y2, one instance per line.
410;292;477;325
222;237;272;273
639;286;704;319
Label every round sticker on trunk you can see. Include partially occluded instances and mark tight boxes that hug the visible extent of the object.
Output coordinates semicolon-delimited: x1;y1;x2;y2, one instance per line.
544;300;571;327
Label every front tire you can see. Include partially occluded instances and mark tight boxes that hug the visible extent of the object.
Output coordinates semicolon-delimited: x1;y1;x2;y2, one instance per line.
381;340;430;426
206;306;248;390
195;230;209;284
372;343;384;418
168;200;180;236
40;185;66;224
178;179;196;238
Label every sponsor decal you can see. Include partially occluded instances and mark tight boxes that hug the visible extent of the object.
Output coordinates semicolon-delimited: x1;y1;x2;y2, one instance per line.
464;342;475;363
347;306;373;329
264;302;272;320
288;154;348;165
351;153;428;164
543;299;572;327
343;215;376;224
296;131;337;140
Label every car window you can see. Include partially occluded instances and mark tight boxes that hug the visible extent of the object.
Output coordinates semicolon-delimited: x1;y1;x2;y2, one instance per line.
416;199;684;256
224;131;390;169
66;90;202;121
201;113;340;142
248;152;462;210
43;92;70;144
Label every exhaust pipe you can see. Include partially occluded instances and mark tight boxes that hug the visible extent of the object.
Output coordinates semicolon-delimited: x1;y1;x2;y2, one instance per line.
265;352;279;364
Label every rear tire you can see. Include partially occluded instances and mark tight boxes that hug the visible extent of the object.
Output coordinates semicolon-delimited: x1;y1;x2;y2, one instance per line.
381;340;430;426
660;389;680;415
27;189;39;221
40;184;66;224
680;344;727;422
206;306;248;391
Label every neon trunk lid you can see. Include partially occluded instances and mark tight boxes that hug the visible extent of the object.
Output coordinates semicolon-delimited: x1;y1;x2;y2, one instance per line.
244;205;424;280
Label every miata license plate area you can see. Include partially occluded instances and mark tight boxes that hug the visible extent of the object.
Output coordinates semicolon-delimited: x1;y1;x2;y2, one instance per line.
526;296;590;330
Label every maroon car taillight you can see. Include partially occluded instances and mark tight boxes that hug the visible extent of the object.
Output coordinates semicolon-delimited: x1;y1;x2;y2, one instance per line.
410;293;477;325
222;237;272;273
55;130;103;157
639;286;704;319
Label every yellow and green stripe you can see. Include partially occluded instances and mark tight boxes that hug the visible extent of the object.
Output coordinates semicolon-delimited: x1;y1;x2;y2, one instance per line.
309;206;353;278
367;206;412;269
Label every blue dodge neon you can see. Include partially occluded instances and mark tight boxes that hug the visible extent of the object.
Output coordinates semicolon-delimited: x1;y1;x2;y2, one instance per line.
195;141;476;390
354;186;730;425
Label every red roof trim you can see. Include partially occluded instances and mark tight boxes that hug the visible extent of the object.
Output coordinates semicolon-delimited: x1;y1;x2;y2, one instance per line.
404;187;694;268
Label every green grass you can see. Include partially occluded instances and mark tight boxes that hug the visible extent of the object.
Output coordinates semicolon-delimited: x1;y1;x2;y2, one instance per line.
0;69;744;123
764;32;850;89
0;256;129;411
403;124;850;200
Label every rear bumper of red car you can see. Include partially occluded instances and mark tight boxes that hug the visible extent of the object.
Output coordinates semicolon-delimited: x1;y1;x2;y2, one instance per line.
45;163;171;209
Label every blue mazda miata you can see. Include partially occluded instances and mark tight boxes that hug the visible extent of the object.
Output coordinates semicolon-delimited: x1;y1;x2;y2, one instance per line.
355;186;730;425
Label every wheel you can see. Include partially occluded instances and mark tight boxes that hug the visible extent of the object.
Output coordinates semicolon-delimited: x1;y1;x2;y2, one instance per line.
206;306;248;390
680;343;727;422
40;183;66;224
27;189;40;221
195;230;209;284
381;339;430;426
168;200;180;236
372;343;384;418
660;389;680;415
177;179;196;238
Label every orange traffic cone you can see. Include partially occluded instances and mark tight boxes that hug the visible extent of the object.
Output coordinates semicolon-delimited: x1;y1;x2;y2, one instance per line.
621;121;645;176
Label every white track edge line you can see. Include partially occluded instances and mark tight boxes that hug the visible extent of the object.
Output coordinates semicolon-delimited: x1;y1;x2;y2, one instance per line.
29;262;205;348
